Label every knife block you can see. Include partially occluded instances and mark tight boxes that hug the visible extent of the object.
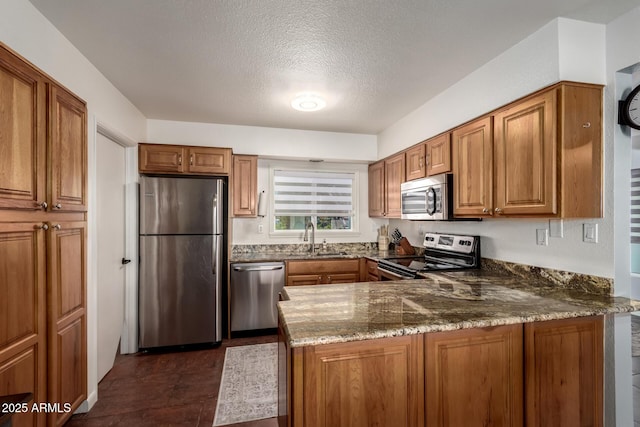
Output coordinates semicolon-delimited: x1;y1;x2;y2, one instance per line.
396;237;415;255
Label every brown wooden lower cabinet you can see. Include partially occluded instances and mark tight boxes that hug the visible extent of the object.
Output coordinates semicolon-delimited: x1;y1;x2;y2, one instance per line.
280;316;604;427
524;316;603;427
0;220;86;427
0;223;47;427
425;324;523;427
280;333;424;427
285;259;362;286
47;221;87;427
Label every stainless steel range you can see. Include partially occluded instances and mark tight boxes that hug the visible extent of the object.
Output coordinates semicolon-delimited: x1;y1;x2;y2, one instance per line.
377;232;480;280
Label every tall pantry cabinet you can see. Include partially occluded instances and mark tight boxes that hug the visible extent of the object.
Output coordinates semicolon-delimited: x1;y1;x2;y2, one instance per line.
0;43;87;426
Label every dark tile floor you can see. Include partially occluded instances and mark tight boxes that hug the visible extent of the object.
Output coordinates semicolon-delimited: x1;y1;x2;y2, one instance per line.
66;334;278;427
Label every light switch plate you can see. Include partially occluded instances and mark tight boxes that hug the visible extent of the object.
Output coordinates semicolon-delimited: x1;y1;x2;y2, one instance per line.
549;219;564;238
536;229;548;246
583;223;598;243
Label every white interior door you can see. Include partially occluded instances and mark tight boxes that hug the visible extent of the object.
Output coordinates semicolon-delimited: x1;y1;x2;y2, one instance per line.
96;132;127;382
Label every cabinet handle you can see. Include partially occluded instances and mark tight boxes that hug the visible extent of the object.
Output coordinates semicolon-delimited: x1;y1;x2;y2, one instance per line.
39;223;49;231
190;154;194;165
327;275;331;282
53;224;62;230
54;203;62;209
178;154;182;165
482;208;489;214
37;201;48;210
419;156;424;168
583;122;591;128
318;276;322;283
494;208;503;214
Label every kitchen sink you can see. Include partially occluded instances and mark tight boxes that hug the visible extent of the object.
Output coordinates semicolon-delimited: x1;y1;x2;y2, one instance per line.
313;251;348;257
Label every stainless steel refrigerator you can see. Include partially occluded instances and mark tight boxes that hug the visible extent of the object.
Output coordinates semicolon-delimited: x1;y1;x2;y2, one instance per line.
138;176;225;349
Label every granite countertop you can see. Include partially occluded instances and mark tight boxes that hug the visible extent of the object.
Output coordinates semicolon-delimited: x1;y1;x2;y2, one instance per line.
229;249;386;263
277;269;640;348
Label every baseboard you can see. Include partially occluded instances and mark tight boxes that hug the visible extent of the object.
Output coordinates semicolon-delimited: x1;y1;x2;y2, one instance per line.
74;389;98;414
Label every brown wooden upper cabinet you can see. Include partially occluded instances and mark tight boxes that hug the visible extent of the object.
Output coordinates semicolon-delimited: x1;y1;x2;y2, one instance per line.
405;133;451;181
454;82;602;218
232;154;258;217
139;143;231;175
368;153;405;218
0;47;87;213
452;116;494;217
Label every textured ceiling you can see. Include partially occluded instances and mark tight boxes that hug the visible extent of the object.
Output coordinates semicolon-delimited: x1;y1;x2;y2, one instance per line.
28;0;640;134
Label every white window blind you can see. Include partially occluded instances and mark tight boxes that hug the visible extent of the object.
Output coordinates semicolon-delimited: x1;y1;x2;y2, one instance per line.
632;168;640;244
273;169;354;216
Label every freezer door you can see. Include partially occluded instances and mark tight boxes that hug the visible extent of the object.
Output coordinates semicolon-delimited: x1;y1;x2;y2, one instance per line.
139;235;222;348
140;176;224;235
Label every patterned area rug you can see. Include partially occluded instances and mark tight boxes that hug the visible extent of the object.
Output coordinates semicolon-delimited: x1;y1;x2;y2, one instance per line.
213;343;278;426
632;315;640;358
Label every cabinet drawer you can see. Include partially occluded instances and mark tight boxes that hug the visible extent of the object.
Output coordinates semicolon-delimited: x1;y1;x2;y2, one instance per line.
286;259;360;275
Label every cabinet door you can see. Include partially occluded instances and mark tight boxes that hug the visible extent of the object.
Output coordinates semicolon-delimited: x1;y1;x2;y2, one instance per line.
558;84;603;218
47;221;87;426
186;146;231;175
303;335;424;427
366;259;379;281
0;223;47;427
494;90;556;216
368;161;385;217
452;116;493;217
0;48;46;211
425;324;523;427
384;153;405;218
287;274;323;286
49;85;87;212
405;144;426;181
524;316;603;427
232;155;258;217
426;133;451;176
325;272;359;284
138;144;185;173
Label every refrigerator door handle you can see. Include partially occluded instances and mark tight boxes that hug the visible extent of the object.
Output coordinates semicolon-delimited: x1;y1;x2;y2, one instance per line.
213;234;222;341
212;179;224;235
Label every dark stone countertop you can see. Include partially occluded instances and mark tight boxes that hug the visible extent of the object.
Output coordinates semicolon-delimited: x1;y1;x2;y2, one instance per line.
278;269;640;348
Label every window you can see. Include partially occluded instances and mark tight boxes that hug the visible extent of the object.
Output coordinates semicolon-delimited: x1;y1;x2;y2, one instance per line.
272;169;356;233
632;168;640;274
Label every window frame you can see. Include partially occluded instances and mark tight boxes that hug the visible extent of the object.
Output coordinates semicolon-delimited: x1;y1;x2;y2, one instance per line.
269;165;360;236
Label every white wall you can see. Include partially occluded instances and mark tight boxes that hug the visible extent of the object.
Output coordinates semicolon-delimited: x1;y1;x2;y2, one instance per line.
380;18;611;278
0;0;148;412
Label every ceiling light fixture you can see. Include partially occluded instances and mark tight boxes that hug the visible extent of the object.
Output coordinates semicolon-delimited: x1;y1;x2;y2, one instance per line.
291;94;326;112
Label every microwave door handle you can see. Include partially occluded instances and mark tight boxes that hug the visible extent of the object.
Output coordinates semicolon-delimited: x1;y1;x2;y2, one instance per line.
427;187;436;215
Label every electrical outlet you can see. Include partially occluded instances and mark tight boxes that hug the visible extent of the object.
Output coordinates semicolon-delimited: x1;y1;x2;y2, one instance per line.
583;223;598;243
536;229;548;246
258;223;264;234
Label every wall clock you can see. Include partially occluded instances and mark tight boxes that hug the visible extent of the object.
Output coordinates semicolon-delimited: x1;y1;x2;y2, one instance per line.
619;84;640;130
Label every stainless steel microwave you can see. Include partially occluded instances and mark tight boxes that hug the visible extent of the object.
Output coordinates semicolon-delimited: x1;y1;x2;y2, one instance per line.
400;173;453;220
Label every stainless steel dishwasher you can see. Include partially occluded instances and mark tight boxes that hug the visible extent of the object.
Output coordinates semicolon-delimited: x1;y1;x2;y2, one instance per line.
230;262;285;332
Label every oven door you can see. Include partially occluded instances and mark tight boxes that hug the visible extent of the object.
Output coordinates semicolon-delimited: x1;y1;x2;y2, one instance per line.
378;267;408;281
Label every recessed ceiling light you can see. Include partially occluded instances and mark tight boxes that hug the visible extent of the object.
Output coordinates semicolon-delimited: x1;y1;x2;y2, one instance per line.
291;94;326;112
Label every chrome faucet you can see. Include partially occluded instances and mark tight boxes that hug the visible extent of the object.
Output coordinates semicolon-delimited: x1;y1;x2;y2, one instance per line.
303;221;315;254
